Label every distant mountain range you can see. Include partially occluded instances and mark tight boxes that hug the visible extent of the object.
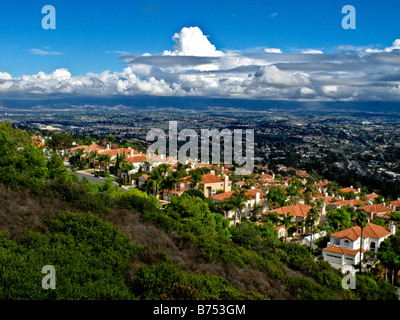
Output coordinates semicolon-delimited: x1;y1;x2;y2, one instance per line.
1;96;400;114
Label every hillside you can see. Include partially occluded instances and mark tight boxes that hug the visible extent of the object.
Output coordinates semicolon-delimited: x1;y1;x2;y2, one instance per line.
0;122;397;300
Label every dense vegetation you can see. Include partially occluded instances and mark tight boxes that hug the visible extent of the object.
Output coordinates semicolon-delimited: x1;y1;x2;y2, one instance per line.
0;122;397;300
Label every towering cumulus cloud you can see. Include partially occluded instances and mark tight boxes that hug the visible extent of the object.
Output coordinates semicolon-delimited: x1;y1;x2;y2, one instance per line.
163;26;224;57
1;27;400;101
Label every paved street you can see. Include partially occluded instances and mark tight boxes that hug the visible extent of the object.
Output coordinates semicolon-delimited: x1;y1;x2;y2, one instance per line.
71;169;119;186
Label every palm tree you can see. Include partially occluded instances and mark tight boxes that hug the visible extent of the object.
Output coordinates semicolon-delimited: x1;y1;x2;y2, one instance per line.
356;211;369;273
228;189;249;225
158;164;171;179
97;154;111;175
264;211;280;225
279;213;294;243
146;168;164;196
305;206;320;253
189;170;202;189
286;185;301;205
89;150;98;170
219;200;235;219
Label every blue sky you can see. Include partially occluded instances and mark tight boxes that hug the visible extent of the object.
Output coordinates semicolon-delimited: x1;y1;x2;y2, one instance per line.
1;0;400;76
1;0;400;101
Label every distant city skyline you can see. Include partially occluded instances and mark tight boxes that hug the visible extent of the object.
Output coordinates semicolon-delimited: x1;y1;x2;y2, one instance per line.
1;0;400;101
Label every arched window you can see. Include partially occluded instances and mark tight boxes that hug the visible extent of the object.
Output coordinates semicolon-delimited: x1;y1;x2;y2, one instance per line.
370;242;376;252
344;240;350;247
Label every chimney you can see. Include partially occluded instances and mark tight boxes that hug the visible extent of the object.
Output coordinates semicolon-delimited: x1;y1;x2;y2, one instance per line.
272;173;275;179
224;175;230;191
357;188;361;193
391;223;396;235
325;192;328;197
210;170;215;175
355;196;360;200
255;192;260;203
350;185;353;189
160;154;164;160
130;149;134;158
106;144;111;150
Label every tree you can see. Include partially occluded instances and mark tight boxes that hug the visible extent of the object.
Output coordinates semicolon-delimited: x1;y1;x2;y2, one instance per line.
355;211;369;273
47;132;73;155
267;186;287;209
219;199;235;219
378;234;400;285
250;203;264;221
97;154;111;175
227;189;249;226
327;208;352;231
286;185;301;205
69;148;85;169
47;153;68;180
146;168;164;196
278;213;294;243
105;134;115;144
304;206;320;253
262;211;280;225
189;170;202;189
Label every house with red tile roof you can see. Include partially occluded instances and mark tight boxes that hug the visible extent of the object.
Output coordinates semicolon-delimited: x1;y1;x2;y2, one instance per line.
358;204;392;220
322;223;394;267
340;186;360;194
266;203;313;234
200;173;231;197
390;199;400;211
211;188;268;222
329;199;366;210
365;193;379;201
138;174;150;188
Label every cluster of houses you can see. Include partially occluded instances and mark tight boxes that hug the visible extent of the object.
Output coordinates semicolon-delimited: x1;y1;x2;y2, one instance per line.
34;136;400;269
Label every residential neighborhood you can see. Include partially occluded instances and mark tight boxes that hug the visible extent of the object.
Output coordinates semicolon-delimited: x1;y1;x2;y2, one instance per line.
31;132;400;279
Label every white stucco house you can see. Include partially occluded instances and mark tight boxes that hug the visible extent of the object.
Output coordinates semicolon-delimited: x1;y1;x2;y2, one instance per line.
322;223;395;267
211;188;268;223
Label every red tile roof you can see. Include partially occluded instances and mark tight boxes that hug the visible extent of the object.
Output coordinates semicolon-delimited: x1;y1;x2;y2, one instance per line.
359;204;391;214
99;147;140;157
70;144;106;152
391;200;400;207
329;199;366;208
211;188;266;201
259;173;274;180
330;223;390;241
125;154;148;163
269;203;312;218
340;187;359;193
323;245;365;256
200;174;225;184
365;193;379;200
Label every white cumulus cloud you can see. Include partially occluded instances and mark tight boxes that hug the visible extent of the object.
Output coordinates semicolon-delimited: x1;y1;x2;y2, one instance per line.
162;26;224;57
264;48;282;54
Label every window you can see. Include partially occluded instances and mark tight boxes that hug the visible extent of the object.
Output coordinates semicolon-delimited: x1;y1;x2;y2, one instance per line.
343;240;350;247
370;242;376;252
333;238;340;245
